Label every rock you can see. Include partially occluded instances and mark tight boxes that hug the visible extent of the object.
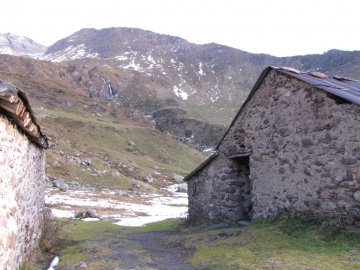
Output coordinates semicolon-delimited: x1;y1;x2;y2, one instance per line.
76;209;97;219
143;174;154;183
73;261;87;268
177;183;188;193
117;190;129;196
112;171;121;177
173;174;184;182
332;168;353;184
132;182;141;188
86;209;97;218
72;157;81;164
64;101;73;107
81;157;92;166
52;178;69;190
310;198;321;207
354;191;360;202
238;220;250;226
301;138;313;148
340;158;357;165
67;181;80;189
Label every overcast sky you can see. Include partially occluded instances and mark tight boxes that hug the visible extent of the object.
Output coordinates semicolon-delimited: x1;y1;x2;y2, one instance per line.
1;0;359;57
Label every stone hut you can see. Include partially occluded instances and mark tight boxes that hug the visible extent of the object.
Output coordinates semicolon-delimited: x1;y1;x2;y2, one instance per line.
184;66;360;225
0;80;48;269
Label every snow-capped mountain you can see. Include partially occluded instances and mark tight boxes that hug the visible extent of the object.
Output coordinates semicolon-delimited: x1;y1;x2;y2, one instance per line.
0;33;47;57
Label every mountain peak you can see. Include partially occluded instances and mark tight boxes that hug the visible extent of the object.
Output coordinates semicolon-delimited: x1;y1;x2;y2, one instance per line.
0;33;47;57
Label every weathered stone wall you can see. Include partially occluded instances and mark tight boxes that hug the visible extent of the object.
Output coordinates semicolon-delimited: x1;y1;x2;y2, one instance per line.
187;156;251;223
0;115;45;269
188;69;360;225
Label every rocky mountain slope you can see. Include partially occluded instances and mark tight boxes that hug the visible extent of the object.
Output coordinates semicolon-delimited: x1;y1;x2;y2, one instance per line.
0;33;47;57
0;54;206;192
40;28;360;123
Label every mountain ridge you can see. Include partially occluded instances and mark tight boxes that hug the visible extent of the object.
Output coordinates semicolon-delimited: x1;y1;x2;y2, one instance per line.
1;28;360;152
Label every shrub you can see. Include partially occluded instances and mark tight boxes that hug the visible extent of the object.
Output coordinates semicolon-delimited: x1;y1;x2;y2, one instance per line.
39;209;68;253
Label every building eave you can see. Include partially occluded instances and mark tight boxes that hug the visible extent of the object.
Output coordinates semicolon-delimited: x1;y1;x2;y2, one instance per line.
0;80;49;149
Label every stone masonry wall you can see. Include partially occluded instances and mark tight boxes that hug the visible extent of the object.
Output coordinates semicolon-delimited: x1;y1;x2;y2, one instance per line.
187;155;251;223
218;69;360;224
0;115;45;269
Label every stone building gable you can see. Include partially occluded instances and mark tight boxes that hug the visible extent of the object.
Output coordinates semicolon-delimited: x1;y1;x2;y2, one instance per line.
186;67;360;225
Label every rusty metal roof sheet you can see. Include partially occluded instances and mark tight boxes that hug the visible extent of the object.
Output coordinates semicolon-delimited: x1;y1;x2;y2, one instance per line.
277;66;360;106
0;80;49;148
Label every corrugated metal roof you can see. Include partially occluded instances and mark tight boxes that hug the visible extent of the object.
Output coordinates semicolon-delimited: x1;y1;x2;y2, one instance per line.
0;80;49;148
277;67;360;106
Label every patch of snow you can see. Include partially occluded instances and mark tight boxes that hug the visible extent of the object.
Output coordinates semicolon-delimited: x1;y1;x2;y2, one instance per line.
83;217;101;222
0;47;14;55
50;208;75;218
115;55;128;61
198;62;205;76
43;44;98;62
172;86;188;100
46;183;189;227
203;147;214;153
114;216;179;227
47;256;59;270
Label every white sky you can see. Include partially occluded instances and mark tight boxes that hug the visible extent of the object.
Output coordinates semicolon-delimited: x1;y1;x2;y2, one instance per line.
1;0;359;57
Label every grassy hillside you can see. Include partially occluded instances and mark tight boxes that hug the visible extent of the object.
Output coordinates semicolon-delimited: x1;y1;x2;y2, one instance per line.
0;62;206;190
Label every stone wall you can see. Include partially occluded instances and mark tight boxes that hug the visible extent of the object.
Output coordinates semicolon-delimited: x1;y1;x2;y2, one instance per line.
188;69;360;225
187;155;252;223
0;115;45;269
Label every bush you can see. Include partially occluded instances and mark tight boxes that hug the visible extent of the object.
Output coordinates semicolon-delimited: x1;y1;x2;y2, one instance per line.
39;209;68;253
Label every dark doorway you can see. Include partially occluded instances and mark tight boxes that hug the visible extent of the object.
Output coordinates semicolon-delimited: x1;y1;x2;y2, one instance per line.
231;155;252;220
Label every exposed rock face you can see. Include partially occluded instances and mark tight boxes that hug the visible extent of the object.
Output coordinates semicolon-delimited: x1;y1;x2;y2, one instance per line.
187;69;360;225
0;115;45;269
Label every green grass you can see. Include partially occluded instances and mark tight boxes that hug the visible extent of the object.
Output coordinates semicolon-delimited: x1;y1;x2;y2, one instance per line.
181;216;360;270
42;107;205;190
59;221;123;263
57;218;180;265
43;215;360;270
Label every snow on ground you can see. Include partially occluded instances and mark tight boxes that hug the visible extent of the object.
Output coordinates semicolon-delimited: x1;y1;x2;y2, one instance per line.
45;184;188;227
172;86;188;100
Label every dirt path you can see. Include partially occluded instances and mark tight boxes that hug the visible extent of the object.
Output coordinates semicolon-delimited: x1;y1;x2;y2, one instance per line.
56;231;200;270
126;232;200;270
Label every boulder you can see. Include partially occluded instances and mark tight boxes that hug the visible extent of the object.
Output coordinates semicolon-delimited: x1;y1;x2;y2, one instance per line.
132;182;141;188
112;171;121;177
177;183;188;193
143;174;154;183
173;174;184;182
52;178;69;190
81;157;92;166
86;209;97;218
